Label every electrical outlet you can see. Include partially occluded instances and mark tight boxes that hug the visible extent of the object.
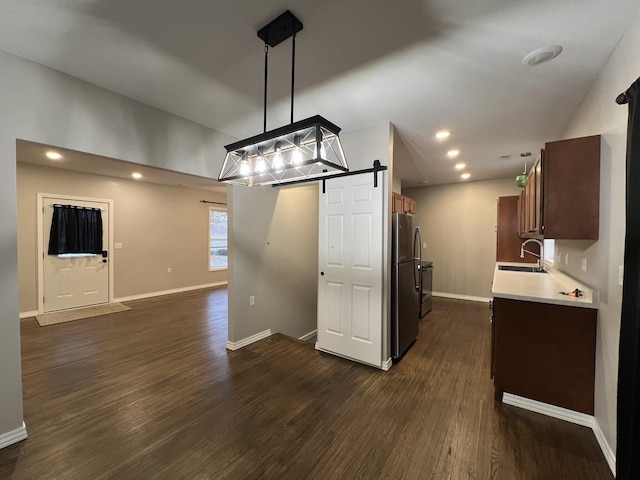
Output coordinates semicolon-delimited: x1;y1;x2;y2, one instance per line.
565;253;569;265
422;242;427;249
249;295;255;306
115;242;123;249
167;267;172;274
619;265;624;286
581;257;587;272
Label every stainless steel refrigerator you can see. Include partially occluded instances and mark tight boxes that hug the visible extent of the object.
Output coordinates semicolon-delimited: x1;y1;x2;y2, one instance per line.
391;212;421;360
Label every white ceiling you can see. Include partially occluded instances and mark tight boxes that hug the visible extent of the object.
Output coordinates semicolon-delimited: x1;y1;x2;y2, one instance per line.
3;0;639;188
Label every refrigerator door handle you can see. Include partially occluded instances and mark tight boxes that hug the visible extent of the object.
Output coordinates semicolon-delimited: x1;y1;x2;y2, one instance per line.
413;227;422;290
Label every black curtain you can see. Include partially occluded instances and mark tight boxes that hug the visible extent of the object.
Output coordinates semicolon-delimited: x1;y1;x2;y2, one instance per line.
47;204;103;255
617;76;640;480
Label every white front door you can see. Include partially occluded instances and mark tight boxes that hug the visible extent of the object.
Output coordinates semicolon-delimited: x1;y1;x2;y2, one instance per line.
317;172;384;368
41;195;111;312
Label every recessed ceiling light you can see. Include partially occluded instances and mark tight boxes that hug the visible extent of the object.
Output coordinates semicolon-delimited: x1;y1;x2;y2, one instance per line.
46;151;62;160
435;130;450;140
522;45;563;66
447;149;460;158
131;172;143;179
455;163;466;170
461;173;471;180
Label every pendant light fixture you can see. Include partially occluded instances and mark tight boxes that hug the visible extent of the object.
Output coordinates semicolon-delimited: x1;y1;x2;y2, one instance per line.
218;10;349;187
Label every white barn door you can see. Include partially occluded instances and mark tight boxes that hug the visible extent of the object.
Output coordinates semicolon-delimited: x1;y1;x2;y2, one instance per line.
317;172;384;368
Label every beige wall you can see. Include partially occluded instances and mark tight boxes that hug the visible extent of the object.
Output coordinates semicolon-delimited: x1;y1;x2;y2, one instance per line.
228;123;393;358
552;14;640;455
228;184;319;342
0;50;235;438
17;163;227;313
406;177;522;299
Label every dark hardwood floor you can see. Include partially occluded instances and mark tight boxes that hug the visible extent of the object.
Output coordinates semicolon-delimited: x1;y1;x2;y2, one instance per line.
0;289;612;479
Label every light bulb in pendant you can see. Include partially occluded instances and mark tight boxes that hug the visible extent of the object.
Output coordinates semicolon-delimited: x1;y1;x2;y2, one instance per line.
292;136;303;164
239;160;250;176
273;145;284;169
292;146;302;164
256;155;266;173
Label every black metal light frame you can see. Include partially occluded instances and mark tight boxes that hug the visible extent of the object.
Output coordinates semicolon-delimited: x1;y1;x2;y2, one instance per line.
218;10;349;187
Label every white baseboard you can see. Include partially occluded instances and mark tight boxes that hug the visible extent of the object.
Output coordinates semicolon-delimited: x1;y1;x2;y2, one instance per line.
432;292;491;303
298;329;317;342
226;329;272;351
592;418;616;477
20;283;227;318
115;281;227;303
502;393;615;477
0;422;27;450
502;393;593;427
381;357;393;371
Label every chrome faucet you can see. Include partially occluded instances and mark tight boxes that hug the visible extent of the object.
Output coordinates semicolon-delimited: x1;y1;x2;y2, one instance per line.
520;238;545;272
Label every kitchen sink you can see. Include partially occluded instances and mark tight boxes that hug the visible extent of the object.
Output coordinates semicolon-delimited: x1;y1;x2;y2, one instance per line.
498;265;547;273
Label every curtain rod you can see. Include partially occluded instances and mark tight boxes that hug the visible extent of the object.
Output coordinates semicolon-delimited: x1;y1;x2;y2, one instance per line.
200;200;227;206
53;204;101;211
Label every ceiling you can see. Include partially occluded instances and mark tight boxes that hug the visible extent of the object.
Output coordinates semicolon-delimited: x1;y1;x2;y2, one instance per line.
2;0;639;188
17;140;227;194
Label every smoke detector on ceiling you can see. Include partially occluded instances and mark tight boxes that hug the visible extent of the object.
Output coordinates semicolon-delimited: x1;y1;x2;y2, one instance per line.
522;45;563;66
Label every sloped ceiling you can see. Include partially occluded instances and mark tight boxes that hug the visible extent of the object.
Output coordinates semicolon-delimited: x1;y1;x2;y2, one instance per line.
2;0;638;187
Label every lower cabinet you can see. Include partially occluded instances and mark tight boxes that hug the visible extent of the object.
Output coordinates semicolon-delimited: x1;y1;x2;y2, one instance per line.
491;297;597;415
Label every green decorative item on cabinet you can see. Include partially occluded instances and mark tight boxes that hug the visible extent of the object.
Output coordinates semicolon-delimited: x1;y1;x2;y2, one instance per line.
515;162;527;187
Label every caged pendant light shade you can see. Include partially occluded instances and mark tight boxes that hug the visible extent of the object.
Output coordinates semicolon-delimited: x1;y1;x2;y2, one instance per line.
218;11;349;187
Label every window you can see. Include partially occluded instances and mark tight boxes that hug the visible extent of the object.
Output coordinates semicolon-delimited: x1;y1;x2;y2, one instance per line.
544;238;555;266
209;207;228;270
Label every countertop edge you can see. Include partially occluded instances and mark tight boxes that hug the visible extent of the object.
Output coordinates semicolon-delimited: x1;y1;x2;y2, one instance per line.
491;263;599;310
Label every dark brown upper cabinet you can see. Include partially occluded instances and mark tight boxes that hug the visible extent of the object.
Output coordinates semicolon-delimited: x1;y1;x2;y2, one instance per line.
543;135;600;240
520;135;600;240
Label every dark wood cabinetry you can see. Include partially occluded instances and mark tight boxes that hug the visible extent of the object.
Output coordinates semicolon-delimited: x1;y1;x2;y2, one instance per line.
543;135;600;239
496;196;537;262
392;192;416;214
519;135;600;240
492;297;597;414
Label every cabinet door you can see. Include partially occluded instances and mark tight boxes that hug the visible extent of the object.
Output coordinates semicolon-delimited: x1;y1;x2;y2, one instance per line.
533;154;543;234
497;196;538;263
392;193;403;213
517;190;525;236
493;297;596;414
543;135;600;239
524;172;533;233
409;199;416;214
403;196;412;213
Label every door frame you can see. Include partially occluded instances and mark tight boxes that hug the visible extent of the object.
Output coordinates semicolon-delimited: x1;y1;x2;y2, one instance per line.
37;192;115;314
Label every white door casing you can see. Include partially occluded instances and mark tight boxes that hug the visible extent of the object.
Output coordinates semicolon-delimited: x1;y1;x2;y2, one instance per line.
38;194;113;313
317;172;384;368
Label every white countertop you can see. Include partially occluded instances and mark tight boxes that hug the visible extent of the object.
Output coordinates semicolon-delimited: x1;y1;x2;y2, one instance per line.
491;262;598;309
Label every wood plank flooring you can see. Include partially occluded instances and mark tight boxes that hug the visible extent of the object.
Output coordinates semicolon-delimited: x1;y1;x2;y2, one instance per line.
0;289;613;479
